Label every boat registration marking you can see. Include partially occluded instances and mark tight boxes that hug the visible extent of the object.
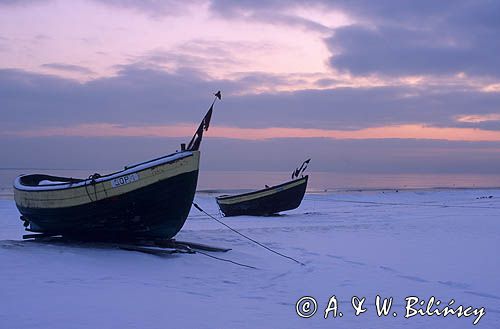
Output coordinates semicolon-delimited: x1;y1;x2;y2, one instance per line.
111;173;140;188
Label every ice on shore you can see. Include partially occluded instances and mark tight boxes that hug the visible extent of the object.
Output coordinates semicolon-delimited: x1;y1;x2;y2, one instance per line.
0;188;499;329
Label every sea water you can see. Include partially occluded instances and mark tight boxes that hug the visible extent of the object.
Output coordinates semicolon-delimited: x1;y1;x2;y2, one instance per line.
1;168;500;200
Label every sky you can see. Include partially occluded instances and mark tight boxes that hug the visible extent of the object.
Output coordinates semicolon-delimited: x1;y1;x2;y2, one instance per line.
1;0;500;173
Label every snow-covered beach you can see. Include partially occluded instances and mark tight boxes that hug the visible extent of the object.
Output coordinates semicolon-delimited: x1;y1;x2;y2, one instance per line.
1;188;499;329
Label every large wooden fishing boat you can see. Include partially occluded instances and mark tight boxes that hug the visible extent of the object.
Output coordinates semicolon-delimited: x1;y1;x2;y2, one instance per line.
216;159;310;217
14;92;221;241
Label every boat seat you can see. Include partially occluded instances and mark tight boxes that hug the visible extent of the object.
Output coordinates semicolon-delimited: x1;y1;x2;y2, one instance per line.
39;180;71;185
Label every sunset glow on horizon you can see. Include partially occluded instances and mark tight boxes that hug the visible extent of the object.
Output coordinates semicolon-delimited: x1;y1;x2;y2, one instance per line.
5;123;500;143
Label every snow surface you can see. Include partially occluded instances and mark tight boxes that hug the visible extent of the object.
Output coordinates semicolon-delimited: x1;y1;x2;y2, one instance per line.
1;189;499;329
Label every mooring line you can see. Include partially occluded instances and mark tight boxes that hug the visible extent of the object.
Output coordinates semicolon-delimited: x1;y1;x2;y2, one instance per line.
193;202;305;266
321;198;500;210
195;250;258;270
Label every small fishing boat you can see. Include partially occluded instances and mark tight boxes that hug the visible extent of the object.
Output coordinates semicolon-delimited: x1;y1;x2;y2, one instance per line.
216;159;310;217
14;92;221;241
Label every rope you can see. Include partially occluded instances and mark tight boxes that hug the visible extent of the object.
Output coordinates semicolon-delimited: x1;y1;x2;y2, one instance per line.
84;178;94;202
193;202;305;266
317;198;500;210
84;173;101;202
196;250;258;269
177;242;257;269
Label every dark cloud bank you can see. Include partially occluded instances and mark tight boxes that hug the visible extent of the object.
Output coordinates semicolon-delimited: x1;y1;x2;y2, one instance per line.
1;67;500;132
211;0;500;78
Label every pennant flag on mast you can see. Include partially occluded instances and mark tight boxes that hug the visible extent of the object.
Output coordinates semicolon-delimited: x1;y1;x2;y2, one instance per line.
203;104;213;131
187;91;221;151
292;158;311;179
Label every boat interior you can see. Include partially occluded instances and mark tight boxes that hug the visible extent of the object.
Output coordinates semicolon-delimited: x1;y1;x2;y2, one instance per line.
18;174;84;187
16;150;193;187
216;175;308;200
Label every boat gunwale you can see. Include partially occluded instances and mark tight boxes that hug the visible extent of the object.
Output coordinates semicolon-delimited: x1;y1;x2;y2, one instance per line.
216;175;308;202
14;151;194;192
